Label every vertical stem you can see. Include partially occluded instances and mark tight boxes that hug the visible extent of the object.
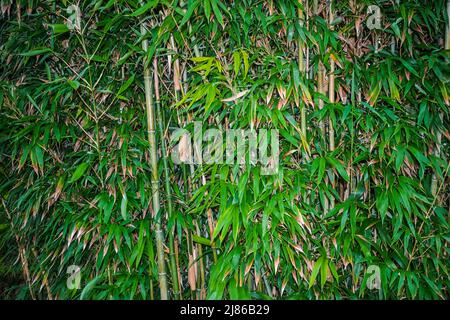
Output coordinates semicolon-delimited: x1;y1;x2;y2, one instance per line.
153;57;180;299
298;0;308;160
446;1;450;50
328;0;335;153
140;21;168;300
171;33;195;299
328;0;336;210
315;0;329;212
177;28;206;299
315;0;326;139
207;208;218;263
431;1;449;198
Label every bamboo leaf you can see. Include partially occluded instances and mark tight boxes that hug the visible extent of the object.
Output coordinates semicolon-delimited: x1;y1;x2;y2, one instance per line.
69;163;89;184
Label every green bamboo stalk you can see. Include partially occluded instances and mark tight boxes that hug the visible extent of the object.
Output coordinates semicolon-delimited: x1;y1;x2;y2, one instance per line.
431;1;449;197
178;29;207;299
328;0;335;153
446;1;450;50
314;0;329;213
153;57;180;299
298;0;308;159
207;208;218;263
314;0;326;138
170;33;197;299
328;0;336;210
140;20;168;300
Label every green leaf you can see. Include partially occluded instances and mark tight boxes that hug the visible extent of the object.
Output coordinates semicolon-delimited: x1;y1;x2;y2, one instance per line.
318;157;326;184
130;1;158;16
241;50;249;78
120;193;128;220
69;163;89;183
67;79;80;90
327;157;349;182
204;0;211;19
21;48;52;56
308;257;323;288
117;75;135;96
49;24;69;34
179;0;200;27
210;0;224;27
320;258;329;288
80;275;103;300
232;51;241;77
192;234;211;246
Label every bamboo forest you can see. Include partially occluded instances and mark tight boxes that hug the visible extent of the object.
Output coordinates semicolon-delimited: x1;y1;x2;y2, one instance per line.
0;0;449;301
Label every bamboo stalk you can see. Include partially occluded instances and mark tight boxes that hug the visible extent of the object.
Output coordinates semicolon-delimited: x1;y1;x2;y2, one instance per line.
153;57;180;299
314;0;329;212
328;0;335;153
194;220;206;299
431;1;449;198
207;208;218;263
171;33;200;300
170;34;196;300
178;30;207;299
174;237;183;296
140;19;168;300
314;0;326;139
328;0;336;210
147;236;155;300
446;1;450;50
298;0;308;161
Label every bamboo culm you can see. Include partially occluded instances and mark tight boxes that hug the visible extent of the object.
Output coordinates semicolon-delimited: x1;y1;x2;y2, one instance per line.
153;57;181;299
140;21;168;300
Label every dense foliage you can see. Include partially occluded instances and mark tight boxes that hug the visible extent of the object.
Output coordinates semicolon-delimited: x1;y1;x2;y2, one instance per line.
0;0;449;299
